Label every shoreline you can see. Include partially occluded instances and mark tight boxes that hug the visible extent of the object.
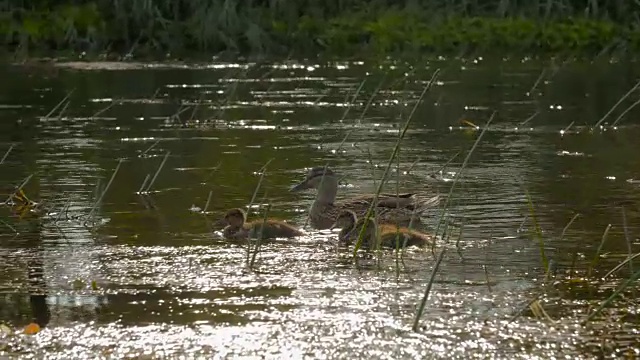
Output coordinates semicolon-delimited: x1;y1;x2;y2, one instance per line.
1;8;637;61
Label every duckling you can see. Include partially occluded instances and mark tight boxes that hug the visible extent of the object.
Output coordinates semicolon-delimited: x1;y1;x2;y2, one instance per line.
213;208;304;240
330;210;432;249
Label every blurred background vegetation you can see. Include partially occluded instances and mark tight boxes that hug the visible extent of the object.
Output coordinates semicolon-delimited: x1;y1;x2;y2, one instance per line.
1;0;640;58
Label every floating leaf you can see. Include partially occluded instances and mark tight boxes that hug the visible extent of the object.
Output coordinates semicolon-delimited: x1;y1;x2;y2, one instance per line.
23;323;40;335
0;323;12;335
460;119;479;129
72;279;85;290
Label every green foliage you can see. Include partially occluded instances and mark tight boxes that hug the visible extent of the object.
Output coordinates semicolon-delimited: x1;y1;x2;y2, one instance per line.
2;2;103;51
0;0;639;58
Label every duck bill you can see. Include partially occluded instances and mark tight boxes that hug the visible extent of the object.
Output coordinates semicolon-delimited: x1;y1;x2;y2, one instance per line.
289;180;311;192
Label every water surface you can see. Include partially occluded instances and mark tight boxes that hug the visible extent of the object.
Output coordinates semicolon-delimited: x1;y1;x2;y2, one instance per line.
0;57;639;358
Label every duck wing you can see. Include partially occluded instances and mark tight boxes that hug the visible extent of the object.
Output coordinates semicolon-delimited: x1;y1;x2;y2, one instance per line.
248;219;304;238
340;192;441;210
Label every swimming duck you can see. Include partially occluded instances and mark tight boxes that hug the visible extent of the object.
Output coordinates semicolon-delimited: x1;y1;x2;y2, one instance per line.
213;208;304;240
290;166;440;230
330;209;433;249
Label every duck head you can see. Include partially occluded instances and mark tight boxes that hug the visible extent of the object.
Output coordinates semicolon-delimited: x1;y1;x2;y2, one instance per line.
330;209;357;231
214;208;247;228
289;166;337;192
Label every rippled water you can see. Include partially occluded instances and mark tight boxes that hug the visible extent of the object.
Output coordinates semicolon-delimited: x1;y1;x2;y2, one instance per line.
0;57;639;358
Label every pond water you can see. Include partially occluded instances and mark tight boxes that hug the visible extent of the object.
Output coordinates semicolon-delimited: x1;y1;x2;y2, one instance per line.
0;56;639;358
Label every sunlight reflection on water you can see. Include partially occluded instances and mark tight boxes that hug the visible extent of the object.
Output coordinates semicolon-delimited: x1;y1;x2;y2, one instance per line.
0;57;639;358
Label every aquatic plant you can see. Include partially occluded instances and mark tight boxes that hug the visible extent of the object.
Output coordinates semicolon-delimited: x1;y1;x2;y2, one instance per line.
351;69;441;255
244;158;273;265
412;111;495;331
85;158;123;224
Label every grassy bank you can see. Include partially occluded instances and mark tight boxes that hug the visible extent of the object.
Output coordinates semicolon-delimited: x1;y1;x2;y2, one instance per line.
1;1;640;59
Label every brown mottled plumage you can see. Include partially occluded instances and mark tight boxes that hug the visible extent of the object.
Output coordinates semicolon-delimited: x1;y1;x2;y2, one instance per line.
290;166;440;230
214;208;304;240
330;210;433;249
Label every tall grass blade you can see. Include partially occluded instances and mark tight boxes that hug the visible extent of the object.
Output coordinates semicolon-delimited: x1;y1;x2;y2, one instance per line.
433;111;496;240
527;68;547;96
86;158;124;221
335;77;384;152
523;186;547;270
603;253;640;279
356;74;387;125
55;101;71;120
621;206;634;273
559;213;580;242
0;145;14;164
610;97;640;127
352;69;441;255
412;247;446;332
594;80;640;128
144;151;171;192
519;110;539;127
507;292;544;325
429;150;461;179
91;99;120;119
203;190;213;214
483;264;492;292
137;174;150;194
584;268;640;324
0;219;17;234
4;174;34;204
587;224;611;277
249;203;271;269
44;89;75;120
140;139;161;158
244;159;273;261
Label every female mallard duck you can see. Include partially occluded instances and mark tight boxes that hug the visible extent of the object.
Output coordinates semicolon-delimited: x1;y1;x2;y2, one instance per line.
290;166;440;230
214;208;304;240
330;210;433;249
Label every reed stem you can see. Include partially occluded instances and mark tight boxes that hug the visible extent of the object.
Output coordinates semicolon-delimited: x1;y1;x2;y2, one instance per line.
144;151;171;192
352;69;441;255
610;97;640;127
433;111;496;241
594;80;640;128
412;247;446;332
86;158;124;220
44;89;75;119
249;203;271;269
0;145;14;164
245;159;273;261
587;224;611;277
